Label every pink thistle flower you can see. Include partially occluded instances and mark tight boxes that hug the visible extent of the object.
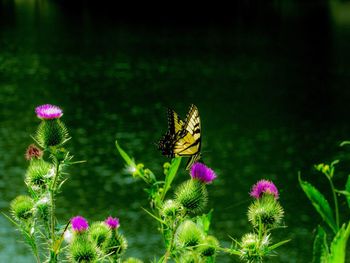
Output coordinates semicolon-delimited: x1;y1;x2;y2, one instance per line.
250;180;279;199
71;216;89;232
190;162;217;184
25;144;43;160
35;104;63;119
105;216;120;229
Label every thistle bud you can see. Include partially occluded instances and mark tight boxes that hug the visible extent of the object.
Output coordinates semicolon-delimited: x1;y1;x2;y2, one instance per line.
35;104;68;148
240;233;270;262
88;222;111;248
160;199;183;218
174;179;208;215
10;195;34;220
175;220;204;248
248;194;284;229
123;258;144;263
179;251;202;263
25;144;43;160
199;235;219;257
25;159;52;189
69;235;97;263
103;230;128;259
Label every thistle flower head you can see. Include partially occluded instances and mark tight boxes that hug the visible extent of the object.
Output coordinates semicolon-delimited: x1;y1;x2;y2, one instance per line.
10;195;34;220
123;258;144;263
199;235;219;257
25;144;43;160
71;216;89;232
175;220;204;248
250;179;279;199
175;179;208;215
240;233;270;262
160;199;183;218
105;216;120;229
35;104;63;119
248;195;284;229
25;159;52;189
103;231;128;258
69;235;97;262
190;162;217;184
89;222;111;247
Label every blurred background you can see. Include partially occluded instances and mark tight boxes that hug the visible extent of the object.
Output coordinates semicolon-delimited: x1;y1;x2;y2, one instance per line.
1;0;350;262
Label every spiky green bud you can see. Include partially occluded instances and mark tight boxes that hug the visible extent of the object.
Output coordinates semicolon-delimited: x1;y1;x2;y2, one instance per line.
36;119;69;148
240;233;270;262
25;159;53;189
199;235;219;257
248;194;284;229
175;220;204;248
179;251;202;263
69;235;97;263
103;230;128;259
35;194;50;221
161;199;183;218
123;258;144;263
88;222;111;248
175;179;208;215
10;195;34;220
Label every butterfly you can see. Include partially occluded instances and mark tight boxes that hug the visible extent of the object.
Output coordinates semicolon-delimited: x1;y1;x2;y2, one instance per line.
158;104;201;170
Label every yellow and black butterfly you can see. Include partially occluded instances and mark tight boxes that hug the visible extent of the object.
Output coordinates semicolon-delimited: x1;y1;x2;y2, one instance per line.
158;104;201;170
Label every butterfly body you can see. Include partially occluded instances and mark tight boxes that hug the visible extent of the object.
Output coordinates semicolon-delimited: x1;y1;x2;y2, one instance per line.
158;104;201;169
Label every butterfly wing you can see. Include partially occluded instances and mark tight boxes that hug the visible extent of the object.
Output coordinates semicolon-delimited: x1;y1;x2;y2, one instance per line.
158;108;185;157
173;104;201;169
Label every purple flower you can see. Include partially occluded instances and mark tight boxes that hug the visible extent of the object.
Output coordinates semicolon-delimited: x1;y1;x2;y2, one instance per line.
250;180;279;199
190;162;217;184
105;216;120;229
71;216;89;232
35;104;63;119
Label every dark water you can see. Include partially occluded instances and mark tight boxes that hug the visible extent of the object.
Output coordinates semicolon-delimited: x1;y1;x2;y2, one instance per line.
1;1;350;262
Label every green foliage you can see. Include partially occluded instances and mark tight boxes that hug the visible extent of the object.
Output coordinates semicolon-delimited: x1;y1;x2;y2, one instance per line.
346;175;350;209
298;175;338;234
328;222;350;263
103;229;128;259
300;142;350;263
312;226;328;263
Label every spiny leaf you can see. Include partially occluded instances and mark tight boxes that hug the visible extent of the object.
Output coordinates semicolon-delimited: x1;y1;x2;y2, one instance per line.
299;174;338;234
329;221;350;263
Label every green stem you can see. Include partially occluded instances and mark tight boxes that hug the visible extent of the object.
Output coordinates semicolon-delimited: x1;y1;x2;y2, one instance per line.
50;158;60;256
327;176;340;228
163;222;178;263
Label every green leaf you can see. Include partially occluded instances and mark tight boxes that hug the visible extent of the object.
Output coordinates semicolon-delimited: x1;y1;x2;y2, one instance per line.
346;175;350;209
312;226;329;263
196;209;213;234
329;221;350;263
115;140;134;166
161;157;181;200
268;239;291;251
299;174;338;234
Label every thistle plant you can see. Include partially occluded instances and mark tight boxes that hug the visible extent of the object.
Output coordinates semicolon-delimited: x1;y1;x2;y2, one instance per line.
5;104;130;263
299;142;350;263
115;141;289;262
224;180;289;262
116;141;219;262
